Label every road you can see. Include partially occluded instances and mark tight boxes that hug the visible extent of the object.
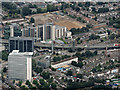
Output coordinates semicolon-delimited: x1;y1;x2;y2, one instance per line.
1;39;119;50
35;43;117;49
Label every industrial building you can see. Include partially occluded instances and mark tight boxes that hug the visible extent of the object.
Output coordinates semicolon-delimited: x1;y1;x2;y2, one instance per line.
8;50;33;81
51;57;78;68
22;23;71;41
9;37;34;52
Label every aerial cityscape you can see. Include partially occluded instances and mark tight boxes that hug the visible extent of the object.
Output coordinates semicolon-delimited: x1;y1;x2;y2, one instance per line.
0;1;120;89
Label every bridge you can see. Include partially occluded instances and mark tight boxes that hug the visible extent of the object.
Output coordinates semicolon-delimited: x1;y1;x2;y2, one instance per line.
34;43;118;50
0;39;119;50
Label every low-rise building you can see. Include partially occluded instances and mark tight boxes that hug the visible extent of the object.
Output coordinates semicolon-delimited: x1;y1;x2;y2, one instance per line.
37;56;51;68
96;33;108;38
51;57;78;68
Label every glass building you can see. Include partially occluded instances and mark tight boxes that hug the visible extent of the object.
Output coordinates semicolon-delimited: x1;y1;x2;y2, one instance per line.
9;37;34;52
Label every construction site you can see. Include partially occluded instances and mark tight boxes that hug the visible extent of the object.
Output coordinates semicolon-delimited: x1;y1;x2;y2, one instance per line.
25;11;86;30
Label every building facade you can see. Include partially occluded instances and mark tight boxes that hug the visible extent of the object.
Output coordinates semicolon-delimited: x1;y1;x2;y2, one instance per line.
8;50;33;81
9;37;34;52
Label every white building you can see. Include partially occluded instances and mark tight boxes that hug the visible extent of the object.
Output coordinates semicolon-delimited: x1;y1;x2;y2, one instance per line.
96;33;108;38
10;25;14;37
51;57;78;68
8;50;33;81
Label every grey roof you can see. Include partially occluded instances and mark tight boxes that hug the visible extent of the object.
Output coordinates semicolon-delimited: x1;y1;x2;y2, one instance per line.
9;37;34;40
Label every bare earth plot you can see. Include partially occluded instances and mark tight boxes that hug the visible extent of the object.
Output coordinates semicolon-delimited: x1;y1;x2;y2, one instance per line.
54;20;86;30
26;11;86;30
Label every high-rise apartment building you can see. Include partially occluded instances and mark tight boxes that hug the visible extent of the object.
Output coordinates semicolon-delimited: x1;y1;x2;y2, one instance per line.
9;37;34;52
10;23;22;37
8;50;33;81
22;23;71;41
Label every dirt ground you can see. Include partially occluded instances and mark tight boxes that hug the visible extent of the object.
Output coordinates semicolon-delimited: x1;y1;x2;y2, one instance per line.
54;20;86;30
26;11;86;30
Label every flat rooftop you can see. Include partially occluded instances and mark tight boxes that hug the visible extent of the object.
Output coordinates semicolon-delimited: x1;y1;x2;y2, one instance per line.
9;50;33;56
9;37;34;40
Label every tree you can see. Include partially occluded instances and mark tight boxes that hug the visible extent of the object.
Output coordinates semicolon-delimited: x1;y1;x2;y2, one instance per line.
71;61;77;66
41;71;50;79
98;8;109;13
85;2;91;7
78;3;83;7
89;34;100;40
26;80;30;85
47;4;58;12
51;68;56;71
107;54;110;57
18;80;22;87
37;8;42;13
22;7;31;16
53;56;61;62
107;30;111;35
39;79;45;85
84;50;94;57
76;74;83;79
70;27;89;35
109;34;116;40
48;78;53;83
91;7;96;13
33;80;38;85
51;83;56;89
86;24;93;28
94;50;98;55
94;17;97;21
66;70;73;76
21;85;28;90
28;3;37;8
30;17;35;23
13;80;15;84
34;67;43;74
3;67;7;72
42;82;50;88
0;50;9;61
77;61;83;68
101;39;103;42
75;7;80;12
61;55;71;60
32;59;36;70
92;85;112;89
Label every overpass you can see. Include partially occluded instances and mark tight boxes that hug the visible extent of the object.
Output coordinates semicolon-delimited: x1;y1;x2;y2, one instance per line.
0;40;119;50
34;43;119;50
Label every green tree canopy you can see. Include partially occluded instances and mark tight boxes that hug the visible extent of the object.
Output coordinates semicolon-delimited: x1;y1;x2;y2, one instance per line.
76;74;83;79
66;70;73;76
30;17;35;23
51;83;57;89
22;7;31;16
